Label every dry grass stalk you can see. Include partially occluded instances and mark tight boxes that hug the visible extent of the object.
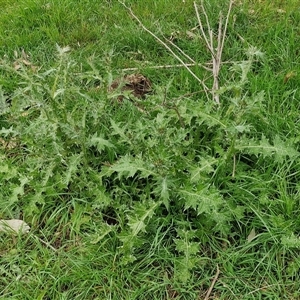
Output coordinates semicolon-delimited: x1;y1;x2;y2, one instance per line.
194;0;234;104
121;60;241;72
122;62;211;72
203;265;220;300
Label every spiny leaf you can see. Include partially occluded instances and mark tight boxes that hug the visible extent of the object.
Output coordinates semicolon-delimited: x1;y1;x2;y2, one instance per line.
190;101;226;128
174;260;191;283
189;157;216;183
127;201;160;236
90;223;114;244
25;194;45;216
88;133;115;153
281;233;300;249
273;135;299;160
110;119;131;144
9;176;29;205
235;135;299;162
179;185;223;215
226;122;252;134
62;153;83;186
108;154;155;179
154;177;171;209
0;162;18;180
118;201;161;262
175;239;199;257
0;126;16;137
128;216;146;236
91;188;111;209
174;229;199;282
55;44;71;56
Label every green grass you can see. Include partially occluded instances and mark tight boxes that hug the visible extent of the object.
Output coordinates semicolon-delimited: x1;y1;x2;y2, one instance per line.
1;0;300;299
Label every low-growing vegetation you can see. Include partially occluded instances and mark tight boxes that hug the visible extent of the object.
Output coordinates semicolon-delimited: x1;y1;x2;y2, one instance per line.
1;0;300;299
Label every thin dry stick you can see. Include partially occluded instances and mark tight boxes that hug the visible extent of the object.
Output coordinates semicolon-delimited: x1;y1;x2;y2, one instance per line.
118;1;210;100
217;13;223;61
120;60;241;72
214;0;234;103
246;284;279;296
38;236;58;252
194;0;234;105
194;2;218;103
122;63;208;72
204;265;220;300
211;12;223;103
220;0;234;61
218;280;239;299
196;2;214;55
32;234;58;252
215;0;234;103
165;37;212;71
165;37;196;63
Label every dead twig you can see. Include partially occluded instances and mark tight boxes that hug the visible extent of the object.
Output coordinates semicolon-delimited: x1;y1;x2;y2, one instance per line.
37;236;58;252
120;60;247;72
122;62;209;72
194;0;234;105
246;283;279;296
164;37;212;71
204;265;220;300
165;37;196;64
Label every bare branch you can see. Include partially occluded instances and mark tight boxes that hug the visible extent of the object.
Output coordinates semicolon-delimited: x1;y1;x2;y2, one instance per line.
204;265;220;300
122;62;211;72
194;0;234;105
165;37;196;64
217;12;223;62
194;2;214;55
164;37;212;71
220;0;234;61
